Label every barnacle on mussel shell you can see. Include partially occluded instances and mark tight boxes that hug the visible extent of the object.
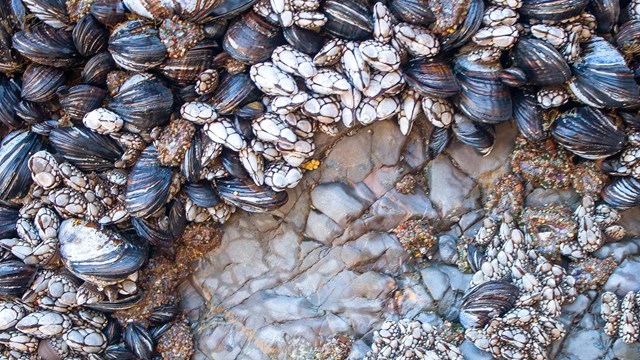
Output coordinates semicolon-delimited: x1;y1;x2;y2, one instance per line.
459;280;519;329
58;219;148;286
551;107;626;159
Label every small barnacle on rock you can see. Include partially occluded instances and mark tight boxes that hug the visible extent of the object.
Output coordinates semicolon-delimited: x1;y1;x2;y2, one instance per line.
522;204;576;260
484;174;525;218
315;335;353;360
570;256;617;293
391;218;437;259
156;319;195;359
511;138;575;190
395;173;419;194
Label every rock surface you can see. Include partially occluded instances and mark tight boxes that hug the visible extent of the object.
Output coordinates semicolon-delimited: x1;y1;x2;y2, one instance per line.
182;118;640;359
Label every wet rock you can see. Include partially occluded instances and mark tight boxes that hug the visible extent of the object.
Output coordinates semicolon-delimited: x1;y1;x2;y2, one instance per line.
558;329;609;360
427;155;480;222
310;182;371;227
438;234;459;264
603;256;640;295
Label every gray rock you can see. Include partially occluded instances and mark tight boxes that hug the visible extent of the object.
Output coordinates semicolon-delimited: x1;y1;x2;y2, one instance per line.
420;267;450;301
558;329;609;360
438;235;459;264
458;209;485;232
460;340;493;360
427;155;480;222
594;237;640;263
310;182;370;227
304;210;343;245
612;338;640;359
619;207;640;237
603;256;640;295
446;122;517;181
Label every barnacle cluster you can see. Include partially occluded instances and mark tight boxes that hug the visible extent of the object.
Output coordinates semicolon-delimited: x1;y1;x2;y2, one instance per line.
462;213;577;360
601;290;640;344
364;318;464;360
392;218;438;259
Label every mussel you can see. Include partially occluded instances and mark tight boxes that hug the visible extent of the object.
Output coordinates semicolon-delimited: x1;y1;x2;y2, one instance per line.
454;55;512;124
569;36;640;109
12;24;80;68
125;146;172;219
81;52;116;87
108;20;167;72
428;126;452;159
208;0;258;18
22;0;69;29
590;0;620;33
0;260;36;299
512;89;547;142
615;20;640;58
58;85;108;120
72;14;109;57
403;57;460;99
159;40;217;87
322;0;372;41
388;0;435;26
223;11;283;64
106;74;173;133
184;181;221;207
552;107;626;159
104;343;136;360
90;0;129;26
519;0;589;21
452;114;495;157
20;64;65;103
210;73;261;115
58;219;148;285
602;176;640;209
14;100;50;124
0;130;45;200
439;0;484;51
283;26;324;55
215;176;288;212
0;74;21;129
131;200;186;248
49;125;123;172
0;202;18;239
511;37;571;86
459;280;519;329
123;322;154;360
